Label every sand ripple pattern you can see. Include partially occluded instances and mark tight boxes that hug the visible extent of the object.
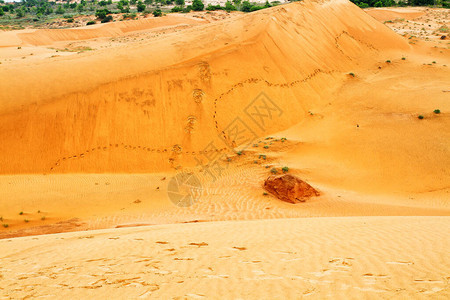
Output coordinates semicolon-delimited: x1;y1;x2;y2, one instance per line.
0;217;448;299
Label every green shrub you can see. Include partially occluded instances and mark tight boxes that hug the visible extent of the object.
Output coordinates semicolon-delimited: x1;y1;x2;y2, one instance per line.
433;109;440;114
95;9;110;19
206;4;222;10
282;166;289;173
241;0;251;11
192;0;204;11
153;8;162;16
101;15;113;22
418;115;424;119
225;1;236;11
137;1;146;12
2;224;8;228
171;6;183;12
87;20;96;25
270;168;277;174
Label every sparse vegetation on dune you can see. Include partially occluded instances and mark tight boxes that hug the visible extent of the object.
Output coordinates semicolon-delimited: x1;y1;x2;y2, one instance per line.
0;0;281;29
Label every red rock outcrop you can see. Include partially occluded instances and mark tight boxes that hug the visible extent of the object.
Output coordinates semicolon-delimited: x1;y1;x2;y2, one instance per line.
264;174;320;203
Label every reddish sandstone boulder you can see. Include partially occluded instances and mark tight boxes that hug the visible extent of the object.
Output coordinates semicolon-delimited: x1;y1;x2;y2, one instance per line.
264;174;320;203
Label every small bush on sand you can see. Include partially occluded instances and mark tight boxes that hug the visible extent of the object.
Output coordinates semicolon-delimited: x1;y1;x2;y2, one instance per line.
418;115;424;119
270;168;277;174
282;166;289;173
433;109;441;114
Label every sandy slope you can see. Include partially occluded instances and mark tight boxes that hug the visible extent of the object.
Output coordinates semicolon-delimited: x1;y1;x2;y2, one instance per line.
0;1;449;297
0;0;410;174
0;216;449;299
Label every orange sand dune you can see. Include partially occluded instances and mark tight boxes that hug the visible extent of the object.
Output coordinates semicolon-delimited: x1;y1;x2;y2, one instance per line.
0;0;410;174
0;0;449;243
0;14;207;47
0;1;449;297
365;7;426;22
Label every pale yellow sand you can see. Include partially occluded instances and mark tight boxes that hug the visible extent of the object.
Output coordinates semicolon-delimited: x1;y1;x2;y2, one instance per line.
0;216;449;299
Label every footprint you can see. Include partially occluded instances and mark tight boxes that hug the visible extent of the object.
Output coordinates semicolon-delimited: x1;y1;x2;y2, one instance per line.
232;246;247;251
189;242;208;247
386;261;413;265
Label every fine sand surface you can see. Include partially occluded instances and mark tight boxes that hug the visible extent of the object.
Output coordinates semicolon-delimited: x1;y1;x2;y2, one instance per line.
0;0;449;297
0;217;449;298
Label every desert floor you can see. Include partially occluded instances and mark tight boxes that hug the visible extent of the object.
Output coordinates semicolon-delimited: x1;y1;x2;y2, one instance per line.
0;1;449;298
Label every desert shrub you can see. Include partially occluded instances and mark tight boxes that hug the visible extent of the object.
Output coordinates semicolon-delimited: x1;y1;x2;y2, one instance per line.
349;72;355;77
225;1;236;11
433;109;441;114
270;168;277;174
137;1;146;12
182;5;192;12
206;4;222;10
175;0;185;5
153;8;162;16
0;8;4;16
241;0;251;11
56;5;65;14
192;0;204;11
282;166;289;173
66;18;74;23
95;8;110;19
19;211;23;215
171;6;183;12
418;115;424;119
386;60;391;63
101;15;113;22
237;151;242;155
87;20;96;25
2;224;8;228
250;5;264;11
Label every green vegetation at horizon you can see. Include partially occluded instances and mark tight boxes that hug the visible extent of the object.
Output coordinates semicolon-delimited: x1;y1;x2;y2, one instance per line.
0;0;448;30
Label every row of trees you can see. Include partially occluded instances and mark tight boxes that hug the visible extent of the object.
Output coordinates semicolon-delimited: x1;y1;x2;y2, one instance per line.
171;0;274;13
351;0;449;7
